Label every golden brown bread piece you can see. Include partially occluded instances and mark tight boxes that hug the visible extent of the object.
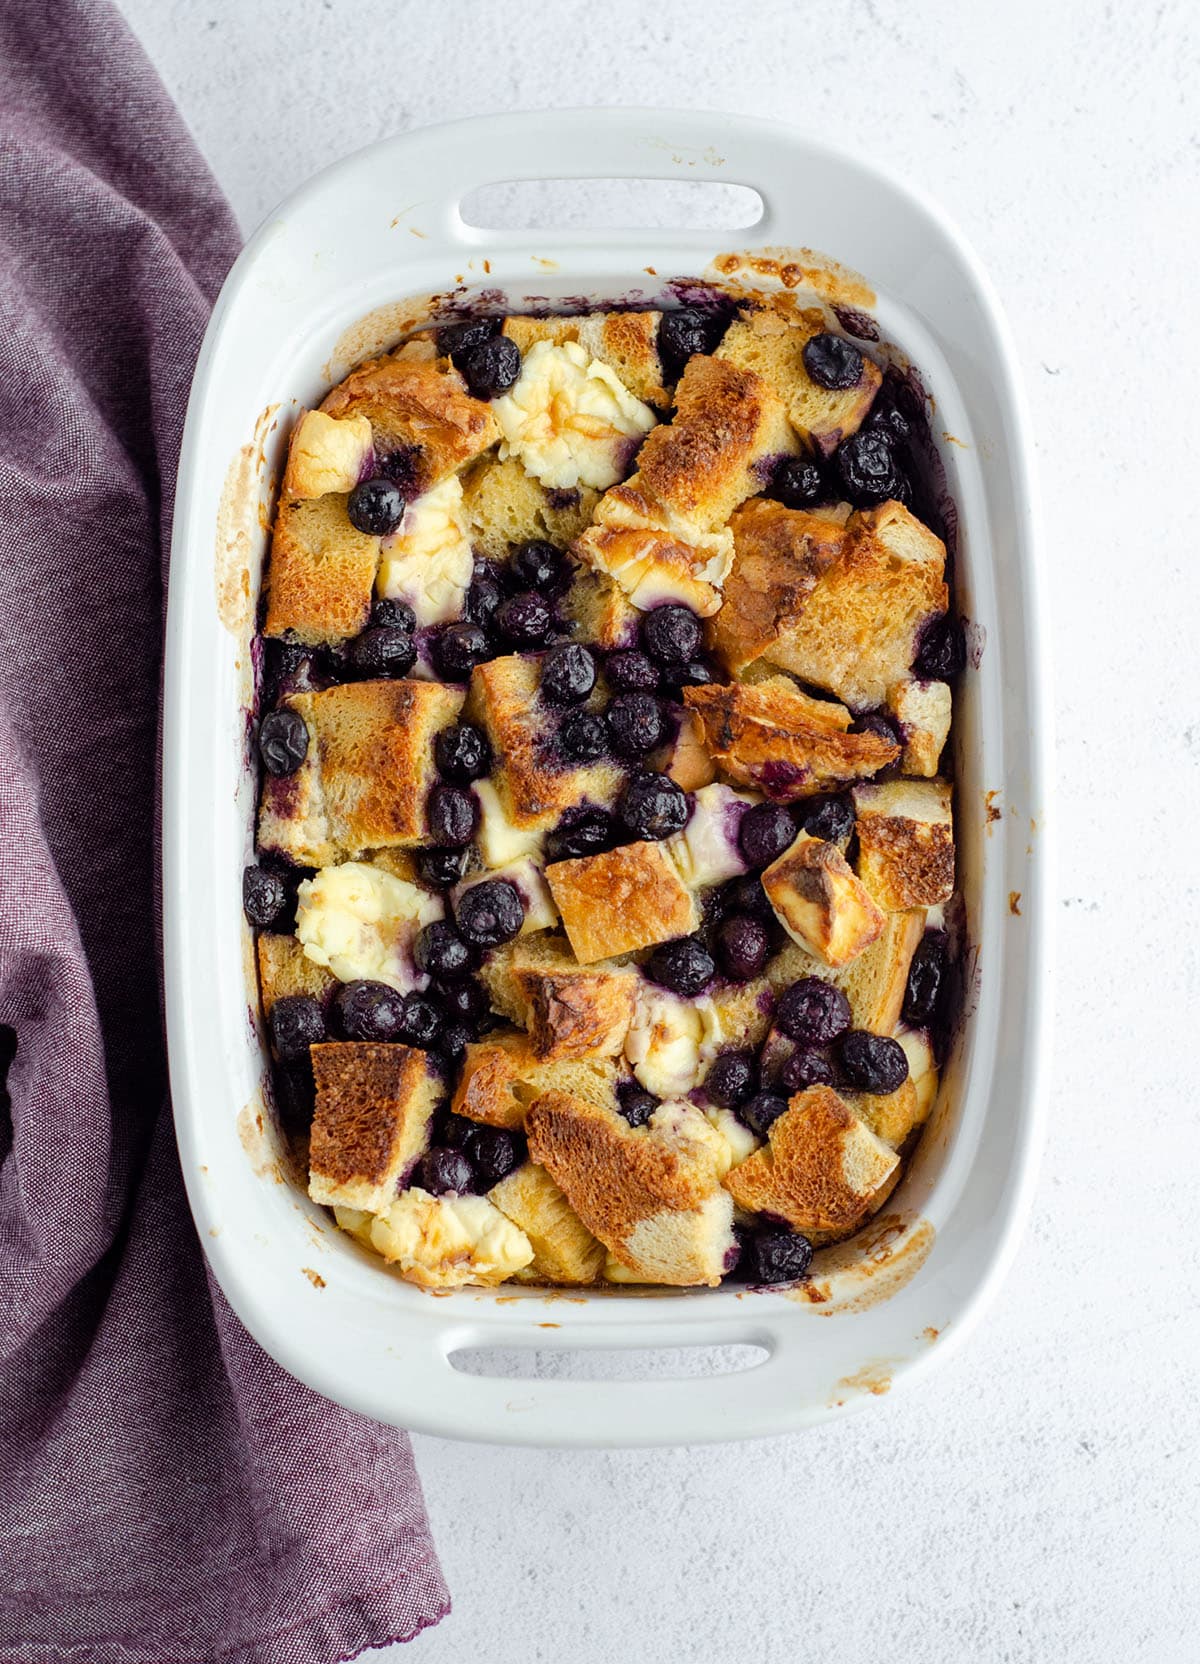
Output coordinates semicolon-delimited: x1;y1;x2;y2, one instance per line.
573;522;731;619
257;715;340;868
563;566;643;650
320;350;498;494
281;410;374;500
708;500;851;677
723;1085;898;1238
684;675;898;800
478;934;636;1061
487;1161;606;1285
842;1080;926;1150
545;842;699;964
767;908;926;1035
256;932;335;1016
263;493;380;644
886;678;952;777
451;1030;620;1130
461;453;599;560
715;309;882;454
308;1042;439;1211
853;779;955;909
465;654;622;829
761;831;885;967
502;311;669;407
526;1091;735;1286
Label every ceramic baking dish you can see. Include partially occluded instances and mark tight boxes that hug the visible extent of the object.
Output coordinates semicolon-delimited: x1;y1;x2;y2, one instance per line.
163;109;1050;1447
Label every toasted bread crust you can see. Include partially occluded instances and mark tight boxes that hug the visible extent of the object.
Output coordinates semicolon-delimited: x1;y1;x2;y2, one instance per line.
321;351;498;493
452;1031;621;1129
711;499;852;675
309;1042;437;1209
264;493;380;644
546;842;698;963
762;832;885;966
256;932;335;1015
853;779;955;909
716;308;882;454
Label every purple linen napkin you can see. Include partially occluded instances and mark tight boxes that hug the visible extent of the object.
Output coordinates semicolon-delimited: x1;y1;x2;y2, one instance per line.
0;3;450;1659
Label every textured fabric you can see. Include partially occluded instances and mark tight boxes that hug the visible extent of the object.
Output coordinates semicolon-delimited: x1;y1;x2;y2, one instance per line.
0;4;449;1659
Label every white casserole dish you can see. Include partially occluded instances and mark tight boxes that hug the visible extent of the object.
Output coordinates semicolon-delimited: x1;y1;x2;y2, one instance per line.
163;109;1050;1447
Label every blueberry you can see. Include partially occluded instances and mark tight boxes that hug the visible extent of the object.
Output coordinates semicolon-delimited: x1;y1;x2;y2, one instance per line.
777;978;852;1045
739;1091;789;1138
496;591;552;648
432;622;492;681
801;332;864;391
648;936;715;997
738;802;797;869
838;1029;910;1094
436;1020;473;1067
460;335;522;400
346;624;417;679
718;873;774;922
864;380;913;444
440;1109;481;1150
605;650;660;692
617;1080;658;1128
779;1045;837;1093
258;708;309;776
511;539;568;593
242;864;293;930
618;771;689;841
273;1058;316;1136
397;991;445;1049
606;691;666;758
799;794;854;843
414;920;476;981
662;659;718;693
370;597;416;631
455;879;524;947
914;614;967;680
262;638;325;707
374;446;422;498
540;642;596;705
903;931;949;1026
545;808;617;862
746;1227;813;1285
417;846;470;889
436;316;500;366
640;604;702;666
331;979;407;1043
849;710;901;747
419;1146;475;1196
428;784;478;847
347;476;406;536
658;307;726;380
471;1125;522;1186
559;709;608;763
714;914;770;982
463;567;505;631
771;455;832;510
435;722;492;783
269;994;326;1063
435;977;489;1026
835;428;909;508
705;1050;757;1109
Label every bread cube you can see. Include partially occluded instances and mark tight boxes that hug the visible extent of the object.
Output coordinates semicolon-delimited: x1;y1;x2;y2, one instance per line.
709;499;852;677
545;841;698;964
452;1030;620;1129
488;1161;606;1285
563;566;643;650
461;452;599;561
256;931;335;1016
767;908;926;1035
656;707;717;792
479;934;636;1061
762;831;885;967
853;778;955;909
886;678;952;777
263;493;380;644
308;1042;439;1211
716;309;882;455
843;1080;924;1149
281;410;374;500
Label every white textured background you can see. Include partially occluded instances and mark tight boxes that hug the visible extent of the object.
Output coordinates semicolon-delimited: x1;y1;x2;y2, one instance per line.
117;1;1200;1659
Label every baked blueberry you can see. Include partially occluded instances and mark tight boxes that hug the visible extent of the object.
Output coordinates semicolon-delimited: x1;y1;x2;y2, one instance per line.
273;1058;316;1136
269;994;326;1063
777;978;852;1045
435;977;489;1026
540;642;596;705
617;1080;658;1128
838;1029;910;1094
779;1045;837;1093
455;878;525;947
902;930;949;1026
261;638;325;707
347;476;406;536
417;846;470;889
436;1020;473;1067
435;722;492;783
440;1109;481;1150
864;378;913;444
432;622;492;681
511;539;568;593
705;1050;757;1109
346;624;417;679
370;597;417;632
331;979;407;1043
738;802;797;869
374;445;422;498
606;691;666;758
658;306;725;380
771;455;831;510
428;784;478;847
746;1227;813;1285
640;604;702;666
605;649;660;692
258;708;309;777
496;591;552;648
714;913;770;982
835;428;908;507
799;794;855;843
397;990;445;1049
460;335;522;400
618;771;689;841
914;614;967;680
739;1091;789;1138
849;710;901;746
419;1146;475;1196
801;331;864;390
414;920;476;981
648;936;715;997
662;659;718;692
242;864;293;930
559;709;608;763
436;316;500;366
471;1126;522;1186
718;873;774;922
463;565;505;631
545;808;617;862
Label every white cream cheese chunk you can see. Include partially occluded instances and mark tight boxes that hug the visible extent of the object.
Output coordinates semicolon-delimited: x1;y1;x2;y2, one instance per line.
492;339;657;490
295;861;442;991
624;985;704;1099
375;474;474;626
